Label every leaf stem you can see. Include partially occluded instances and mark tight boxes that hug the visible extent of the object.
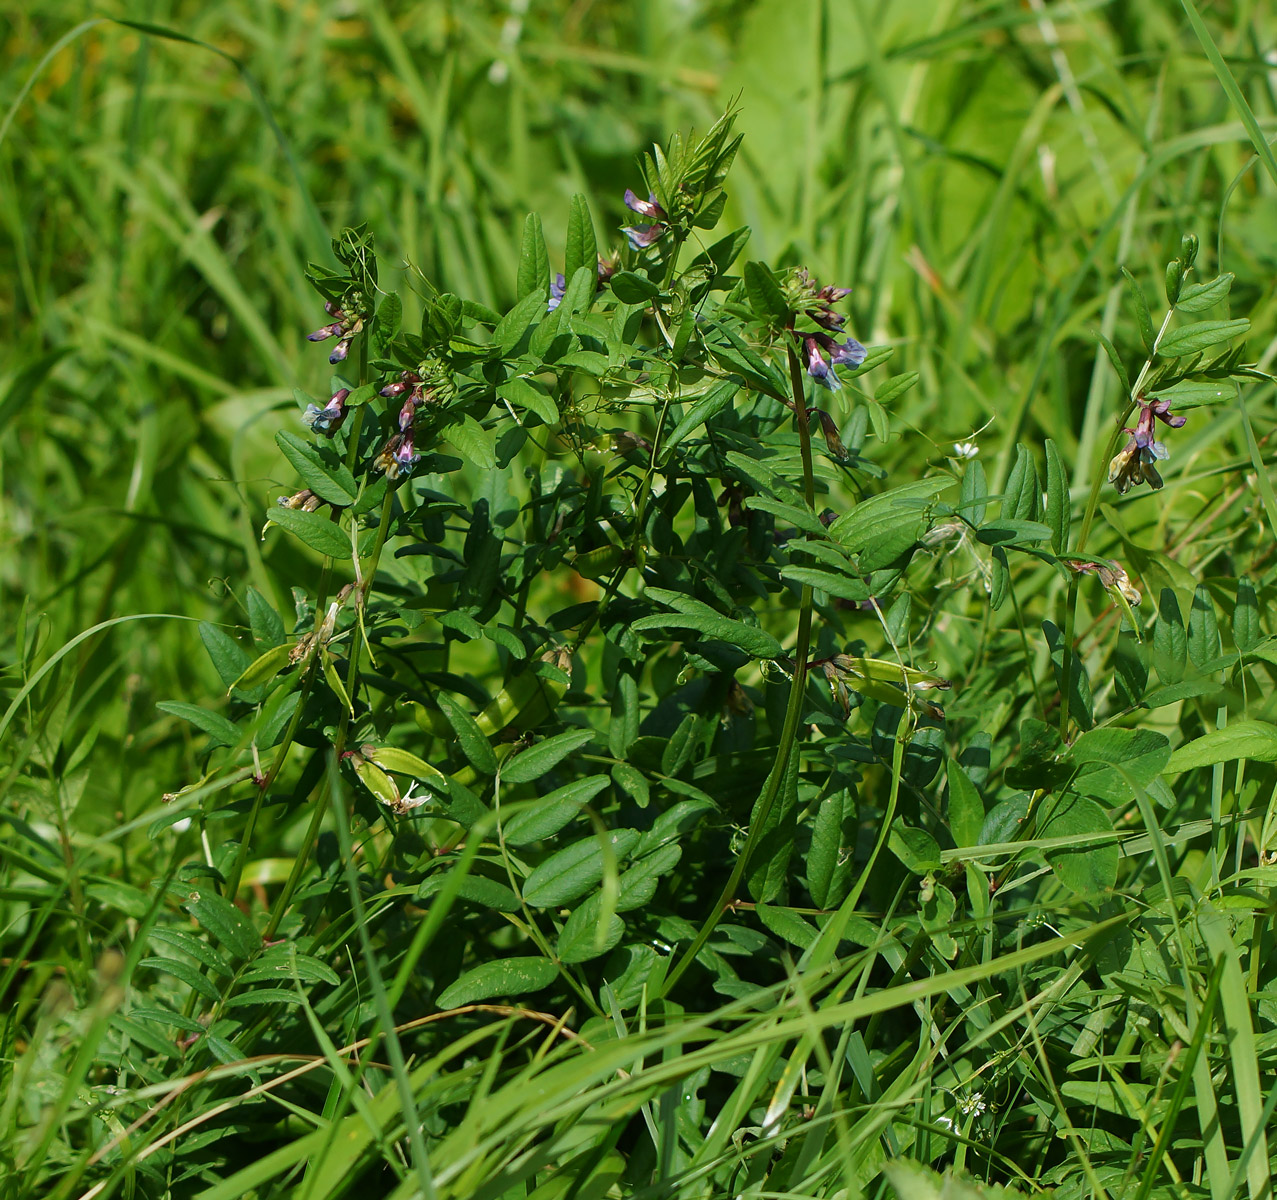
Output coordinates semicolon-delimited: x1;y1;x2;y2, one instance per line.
660;342;816;996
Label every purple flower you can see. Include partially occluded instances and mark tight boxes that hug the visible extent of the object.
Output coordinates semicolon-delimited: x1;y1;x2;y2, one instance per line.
622;224;665;250
805;337;837;389
302;388;349;436
831;337;867;368
624;189;667;220
374;431;421;481
547;273;567;312
622;189;669;250
1109;431;1163;494
307;322;342;342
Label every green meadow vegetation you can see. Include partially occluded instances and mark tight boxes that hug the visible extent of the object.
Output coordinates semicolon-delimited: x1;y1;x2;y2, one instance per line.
6;1;1277;1197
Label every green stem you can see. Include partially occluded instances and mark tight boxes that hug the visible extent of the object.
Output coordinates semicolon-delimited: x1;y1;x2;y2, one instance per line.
660;343;817;997
1058;303;1175;739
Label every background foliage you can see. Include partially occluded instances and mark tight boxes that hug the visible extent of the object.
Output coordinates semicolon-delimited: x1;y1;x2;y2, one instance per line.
5;1;1277;1198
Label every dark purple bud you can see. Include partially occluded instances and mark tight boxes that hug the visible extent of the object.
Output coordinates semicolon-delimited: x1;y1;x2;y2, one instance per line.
1147;397;1187;428
329;338;351;365
380;380;410;399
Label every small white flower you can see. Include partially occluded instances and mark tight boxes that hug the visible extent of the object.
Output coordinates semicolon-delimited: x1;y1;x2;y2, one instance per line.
957;1091;987;1117
953;441;979;459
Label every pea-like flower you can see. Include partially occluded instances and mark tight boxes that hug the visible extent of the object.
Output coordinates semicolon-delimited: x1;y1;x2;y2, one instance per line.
804;333;867;391
809;407;847;459
1065;557;1141;608
621;189;669;250
277;488;323;512
1109;397;1186;494
549;256;619;312
374;431;421;480
302;388;349;436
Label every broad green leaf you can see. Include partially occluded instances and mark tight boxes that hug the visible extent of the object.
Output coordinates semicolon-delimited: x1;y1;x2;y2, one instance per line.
1153;588;1187;685
521;828;640;907
807;788;855;909
1044;438;1070;554
959;458;988;525
609;271;660;303
275;431;357;506
516;212;550;300
1234;578;1261;652
436;956;558;1008
436;692;498;776
199;621;253;692
1157;318;1249;357
781;566;868;604
501;728;595;785
558;906;625;963
1044;620;1094;731
564;193;597;281
1173;272;1234;312
829;477;954;572
416;873;518;912
1001;444;1039;522
1166;721;1277;772
1038;794;1117;895
502;775;611;846
1188;584;1221;670
139;955;221;1003
229;643;293;693
1120;265;1155;353
498;376;557;425
755;903;819;950
631;611;782;659
742;260;790;326
1148;379;1232;410
1066;728;1170;802
267;505;349;559
246;586;285;649
888;820;942;874
493;289;546;353
181;887;260;960
663;379;739;456
875;372;919;404
947;764;984;848
745;745;799;903
156;701;241;747
446;415;496;470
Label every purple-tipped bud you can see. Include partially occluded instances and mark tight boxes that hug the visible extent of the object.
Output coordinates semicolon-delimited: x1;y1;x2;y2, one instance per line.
329;338;351;365
380;380;410;399
819;285;852;303
1147;397;1187;428
399;394;420;432
307;322;342;342
624;189;667;221
547;273;567;312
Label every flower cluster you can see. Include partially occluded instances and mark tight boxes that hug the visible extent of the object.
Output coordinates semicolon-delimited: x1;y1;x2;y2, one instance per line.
789;268;866;389
621;190;669;250
1108;397;1186;494
302;388;349;436
307;300;366;364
